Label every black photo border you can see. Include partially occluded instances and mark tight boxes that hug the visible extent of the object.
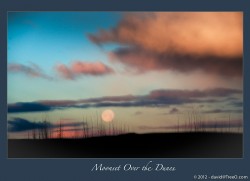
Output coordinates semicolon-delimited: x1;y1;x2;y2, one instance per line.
1;0;250;181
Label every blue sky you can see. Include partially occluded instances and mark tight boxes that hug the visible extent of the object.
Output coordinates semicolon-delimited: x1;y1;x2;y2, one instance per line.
8;12;121;69
8;12;122;102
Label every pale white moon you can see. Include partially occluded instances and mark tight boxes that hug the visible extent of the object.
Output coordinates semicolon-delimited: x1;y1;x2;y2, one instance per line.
101;109;115;122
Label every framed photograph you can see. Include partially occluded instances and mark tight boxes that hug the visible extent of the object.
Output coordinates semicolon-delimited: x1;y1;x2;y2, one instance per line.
1;0;249;181
7;11;243;158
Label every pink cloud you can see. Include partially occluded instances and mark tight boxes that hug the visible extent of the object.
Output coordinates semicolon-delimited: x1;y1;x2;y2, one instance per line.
55;64;74;80
55;61;114;80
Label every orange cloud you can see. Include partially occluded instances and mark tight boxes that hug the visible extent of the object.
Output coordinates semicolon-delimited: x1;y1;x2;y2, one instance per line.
89;12;243;77
90;12;242;57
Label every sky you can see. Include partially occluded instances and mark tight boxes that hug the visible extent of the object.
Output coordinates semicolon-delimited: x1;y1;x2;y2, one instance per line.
7;12;243;139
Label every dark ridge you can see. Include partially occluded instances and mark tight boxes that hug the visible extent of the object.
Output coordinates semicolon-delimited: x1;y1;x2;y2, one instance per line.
8;132;242;158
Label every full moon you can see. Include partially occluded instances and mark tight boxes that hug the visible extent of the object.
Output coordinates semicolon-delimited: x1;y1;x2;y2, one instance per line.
101;109;115;122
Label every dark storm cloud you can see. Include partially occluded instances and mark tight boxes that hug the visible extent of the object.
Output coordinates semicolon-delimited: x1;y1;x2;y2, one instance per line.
8;88;242;113
88;12;242;77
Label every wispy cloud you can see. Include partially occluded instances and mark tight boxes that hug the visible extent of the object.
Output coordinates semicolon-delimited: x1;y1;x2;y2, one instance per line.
8;61;115;80
89;12;242;77
8;88;242;113
8;118;52;132
55;61;114;80
8;63;52;80
8;117;85;132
